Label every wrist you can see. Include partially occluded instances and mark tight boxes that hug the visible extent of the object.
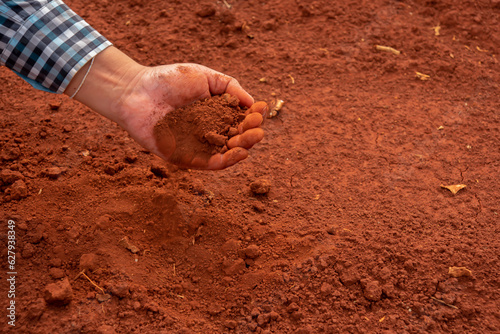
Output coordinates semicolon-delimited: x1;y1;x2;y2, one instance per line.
64;46;146;127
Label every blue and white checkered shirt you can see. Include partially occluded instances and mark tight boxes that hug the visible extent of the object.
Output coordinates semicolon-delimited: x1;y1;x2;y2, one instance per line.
0;0;111;93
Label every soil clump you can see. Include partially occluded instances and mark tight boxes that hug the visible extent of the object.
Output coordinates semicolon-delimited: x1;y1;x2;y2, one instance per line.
154;94;245;156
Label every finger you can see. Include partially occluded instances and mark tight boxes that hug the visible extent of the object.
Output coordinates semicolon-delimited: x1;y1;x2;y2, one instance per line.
226;79;254;108
238;113;263;133
206;147;249;170
227;128;265;149
245;101;269;117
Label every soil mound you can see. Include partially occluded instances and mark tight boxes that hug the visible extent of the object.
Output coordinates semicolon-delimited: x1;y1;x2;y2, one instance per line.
154;94;246;156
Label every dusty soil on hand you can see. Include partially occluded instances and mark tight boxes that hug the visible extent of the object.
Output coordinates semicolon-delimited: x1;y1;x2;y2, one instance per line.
154;94;245;157
1;0;499;333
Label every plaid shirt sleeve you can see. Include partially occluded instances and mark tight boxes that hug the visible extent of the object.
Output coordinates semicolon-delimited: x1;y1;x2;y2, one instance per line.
0;0;112;94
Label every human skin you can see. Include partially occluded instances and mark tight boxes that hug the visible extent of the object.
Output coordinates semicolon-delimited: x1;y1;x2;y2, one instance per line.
64;46;267;170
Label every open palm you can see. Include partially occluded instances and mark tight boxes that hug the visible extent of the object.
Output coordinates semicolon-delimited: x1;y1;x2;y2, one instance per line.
116;63;267;169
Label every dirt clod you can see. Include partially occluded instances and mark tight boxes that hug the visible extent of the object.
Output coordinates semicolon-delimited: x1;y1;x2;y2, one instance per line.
241;244;261;259
9;180;28;200
110;282;131;298
44;278;73;306
223;258;246;276
224;320;238;329
44;167;63;179
196;4;216;18
0;169;24;185
118;237;140;254
250;178;271;195
96;293;112;303
154;94;245;158
363;280;383;302
79;253;99;272
49;268;65;279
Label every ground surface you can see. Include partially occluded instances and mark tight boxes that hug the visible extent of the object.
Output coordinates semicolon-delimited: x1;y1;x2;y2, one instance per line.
1;0;499;333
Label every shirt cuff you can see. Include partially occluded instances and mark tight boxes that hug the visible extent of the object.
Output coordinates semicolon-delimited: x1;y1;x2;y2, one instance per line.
1;0;112;94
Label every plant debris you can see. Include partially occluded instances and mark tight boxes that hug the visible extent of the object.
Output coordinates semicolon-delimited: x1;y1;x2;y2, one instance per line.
441;184;467;195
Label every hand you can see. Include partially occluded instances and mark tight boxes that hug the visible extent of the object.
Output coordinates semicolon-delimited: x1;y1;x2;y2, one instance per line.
119;64;267;170
66;47;267;170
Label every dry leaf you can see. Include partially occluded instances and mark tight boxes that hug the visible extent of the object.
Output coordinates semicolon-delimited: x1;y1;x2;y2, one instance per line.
268;99;284;118
448;266;472;278
441;184;466;195
433;25;441;36
416;72;430;80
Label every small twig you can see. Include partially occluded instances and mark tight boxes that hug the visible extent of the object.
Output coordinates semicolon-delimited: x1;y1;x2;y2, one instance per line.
375;45;401;55
73;270;85;281
430;296;458;309
222;0;231;9
76;270;105;294
415;72;431;81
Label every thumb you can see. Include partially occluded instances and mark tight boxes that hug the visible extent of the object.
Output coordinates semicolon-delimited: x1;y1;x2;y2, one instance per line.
201;66;254;107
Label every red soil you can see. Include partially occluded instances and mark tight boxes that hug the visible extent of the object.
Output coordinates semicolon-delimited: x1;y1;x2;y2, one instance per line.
154;94;246;159
1;0;499;333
